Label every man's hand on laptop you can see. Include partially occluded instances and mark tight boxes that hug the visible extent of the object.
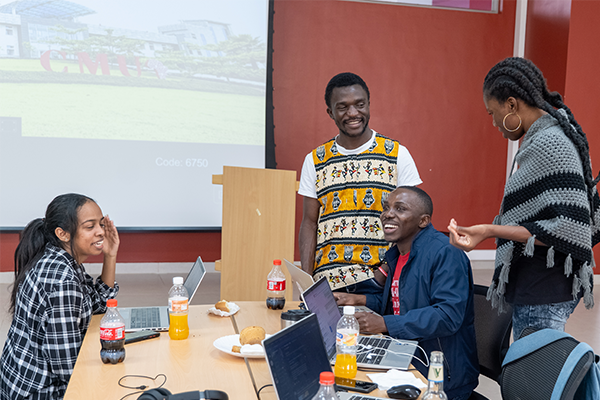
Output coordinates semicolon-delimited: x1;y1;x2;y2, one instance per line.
355;312;387;335
333;293;366;306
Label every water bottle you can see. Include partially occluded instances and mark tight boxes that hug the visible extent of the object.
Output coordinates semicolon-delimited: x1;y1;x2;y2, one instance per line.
311;371;337;400
168;277;189;340
334;306;359;378
422;351;448;399
100;299;126;364
266;259;286;310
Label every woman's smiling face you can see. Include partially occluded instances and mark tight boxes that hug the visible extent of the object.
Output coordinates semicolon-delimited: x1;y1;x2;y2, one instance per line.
70;200;105;263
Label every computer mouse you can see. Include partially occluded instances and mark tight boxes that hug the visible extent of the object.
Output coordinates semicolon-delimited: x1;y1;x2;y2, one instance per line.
386;384;421;400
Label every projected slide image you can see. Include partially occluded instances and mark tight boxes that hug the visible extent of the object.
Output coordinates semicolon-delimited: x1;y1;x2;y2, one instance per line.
0;0;267;144
0;0;268;228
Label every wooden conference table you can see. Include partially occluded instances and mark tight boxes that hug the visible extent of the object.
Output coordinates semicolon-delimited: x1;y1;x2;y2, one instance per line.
64;302;426;399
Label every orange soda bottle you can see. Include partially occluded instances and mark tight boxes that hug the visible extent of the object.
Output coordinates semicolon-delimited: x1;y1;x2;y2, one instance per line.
168;277;189;340
334;306;358;378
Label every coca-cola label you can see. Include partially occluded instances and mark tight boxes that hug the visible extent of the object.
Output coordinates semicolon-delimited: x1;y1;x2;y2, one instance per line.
100;325;125;340
267;280;286;291
169;298;189;312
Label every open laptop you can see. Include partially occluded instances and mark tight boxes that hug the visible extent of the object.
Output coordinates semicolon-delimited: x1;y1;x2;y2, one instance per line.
284;258;375;314
119;256;207;332
282;259;315;297
263;313;388;400
301;276;417;370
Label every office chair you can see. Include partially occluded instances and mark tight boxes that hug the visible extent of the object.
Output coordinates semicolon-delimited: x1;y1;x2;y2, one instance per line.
500;328;596;400
468;284;513;400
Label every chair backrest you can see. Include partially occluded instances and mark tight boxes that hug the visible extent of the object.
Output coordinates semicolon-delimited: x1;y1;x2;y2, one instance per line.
472;284;513;382
500;329;595;400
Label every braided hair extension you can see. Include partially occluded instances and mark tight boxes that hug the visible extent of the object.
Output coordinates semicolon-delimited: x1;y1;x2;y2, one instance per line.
483;57;600;209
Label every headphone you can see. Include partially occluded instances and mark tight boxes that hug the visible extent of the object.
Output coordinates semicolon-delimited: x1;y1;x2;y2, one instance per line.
137;388;229;400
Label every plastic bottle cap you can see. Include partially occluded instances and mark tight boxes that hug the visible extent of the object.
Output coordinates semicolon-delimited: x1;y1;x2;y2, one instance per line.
106;299;117;307
319;371;335;385
343;306;355;315
173;277;184;285
273;259;281;265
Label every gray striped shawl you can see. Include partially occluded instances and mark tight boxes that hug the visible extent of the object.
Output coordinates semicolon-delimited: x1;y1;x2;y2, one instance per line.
489;109;600;312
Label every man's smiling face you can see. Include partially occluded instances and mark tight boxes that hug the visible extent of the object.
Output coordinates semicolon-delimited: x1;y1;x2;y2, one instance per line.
327;84;371;140
380;189;429;250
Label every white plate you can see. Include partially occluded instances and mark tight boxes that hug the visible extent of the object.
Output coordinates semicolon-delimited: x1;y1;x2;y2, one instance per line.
213;334;271;359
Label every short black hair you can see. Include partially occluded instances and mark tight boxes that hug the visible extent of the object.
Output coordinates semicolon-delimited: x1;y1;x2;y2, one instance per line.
397;186;433;217
324;72;370;108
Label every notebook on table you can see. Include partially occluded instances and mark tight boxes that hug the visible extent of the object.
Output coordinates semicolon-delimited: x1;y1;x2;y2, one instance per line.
119;256;207;332
263;313;388;400
301;276;417;370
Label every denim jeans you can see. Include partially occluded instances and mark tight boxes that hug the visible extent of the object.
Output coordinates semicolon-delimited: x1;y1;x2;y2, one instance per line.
511;298;580;340
333;277;383;295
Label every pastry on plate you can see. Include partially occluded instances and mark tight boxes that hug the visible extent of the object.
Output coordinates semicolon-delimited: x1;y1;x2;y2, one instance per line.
239;326;266;345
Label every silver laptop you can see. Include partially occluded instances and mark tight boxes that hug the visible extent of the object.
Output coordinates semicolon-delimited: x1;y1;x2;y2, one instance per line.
263;313;387;400
282;259;315;297
119;256;207;332
302;277;417;370
284;258;376;314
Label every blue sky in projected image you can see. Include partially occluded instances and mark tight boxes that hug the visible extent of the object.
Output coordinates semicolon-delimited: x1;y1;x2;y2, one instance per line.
74;0;267;42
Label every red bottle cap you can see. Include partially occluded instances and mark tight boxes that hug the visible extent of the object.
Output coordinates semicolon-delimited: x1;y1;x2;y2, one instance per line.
273;259;281;265
107;299;118;307
319;371;335;385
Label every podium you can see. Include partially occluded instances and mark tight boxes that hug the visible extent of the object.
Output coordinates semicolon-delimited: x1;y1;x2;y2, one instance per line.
212;166;297;301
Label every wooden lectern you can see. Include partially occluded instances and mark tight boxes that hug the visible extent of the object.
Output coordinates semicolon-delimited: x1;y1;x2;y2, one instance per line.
212;166;297;301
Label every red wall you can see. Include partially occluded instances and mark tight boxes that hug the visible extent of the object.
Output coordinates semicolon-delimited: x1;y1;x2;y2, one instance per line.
524;0;572;94
1;0;519;272
563;0;600;269
0;231;222;268
273;0;514;251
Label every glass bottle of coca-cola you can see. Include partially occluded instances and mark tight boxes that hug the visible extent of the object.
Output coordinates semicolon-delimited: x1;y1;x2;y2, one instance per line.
100;299;126;364
266;259;286;310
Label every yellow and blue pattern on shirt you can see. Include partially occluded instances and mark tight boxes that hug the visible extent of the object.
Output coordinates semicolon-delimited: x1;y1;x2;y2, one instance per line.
312;133;398;289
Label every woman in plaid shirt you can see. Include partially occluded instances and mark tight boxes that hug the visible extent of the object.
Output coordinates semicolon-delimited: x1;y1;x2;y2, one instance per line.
1;194;120;399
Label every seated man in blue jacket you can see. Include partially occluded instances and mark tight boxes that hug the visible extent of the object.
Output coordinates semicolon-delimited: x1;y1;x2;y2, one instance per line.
334;186;479;400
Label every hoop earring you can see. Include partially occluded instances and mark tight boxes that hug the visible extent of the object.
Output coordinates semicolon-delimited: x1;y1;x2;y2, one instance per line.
503;112;522;133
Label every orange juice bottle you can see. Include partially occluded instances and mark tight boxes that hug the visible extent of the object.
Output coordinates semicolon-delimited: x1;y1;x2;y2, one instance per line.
334;353;357;378
334;306;358;379
168;277;189;340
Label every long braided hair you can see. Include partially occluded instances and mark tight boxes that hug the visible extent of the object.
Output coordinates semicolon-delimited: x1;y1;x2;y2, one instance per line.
483;57;600;210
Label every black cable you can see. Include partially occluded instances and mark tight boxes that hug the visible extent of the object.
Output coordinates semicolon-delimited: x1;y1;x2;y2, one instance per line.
118;374;167;400
256;383;273;398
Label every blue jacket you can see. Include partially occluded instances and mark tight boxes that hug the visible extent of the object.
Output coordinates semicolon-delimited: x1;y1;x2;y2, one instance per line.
365;224;479;399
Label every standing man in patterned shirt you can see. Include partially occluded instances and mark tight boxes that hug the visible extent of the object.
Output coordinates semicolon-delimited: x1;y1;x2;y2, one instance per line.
298;72;422;294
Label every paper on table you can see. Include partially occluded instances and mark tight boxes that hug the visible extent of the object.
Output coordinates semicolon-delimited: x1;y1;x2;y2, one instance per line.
207;302;240;317
366;369;428;391
240;344;264;356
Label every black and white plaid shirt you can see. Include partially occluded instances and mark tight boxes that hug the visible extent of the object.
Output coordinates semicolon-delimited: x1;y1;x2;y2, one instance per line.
0;244;119;400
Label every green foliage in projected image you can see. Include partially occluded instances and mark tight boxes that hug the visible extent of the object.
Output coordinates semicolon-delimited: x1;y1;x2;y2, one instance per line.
0;82;264;144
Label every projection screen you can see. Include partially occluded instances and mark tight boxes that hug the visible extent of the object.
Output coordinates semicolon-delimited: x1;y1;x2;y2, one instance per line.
0;0;269;229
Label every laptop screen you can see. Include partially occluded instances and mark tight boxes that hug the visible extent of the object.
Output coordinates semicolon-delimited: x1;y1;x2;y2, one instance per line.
183;256;206;303
301;277;342;358
263;313;333;400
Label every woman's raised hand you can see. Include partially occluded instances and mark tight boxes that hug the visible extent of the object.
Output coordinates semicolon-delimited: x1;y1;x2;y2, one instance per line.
102;215;120;259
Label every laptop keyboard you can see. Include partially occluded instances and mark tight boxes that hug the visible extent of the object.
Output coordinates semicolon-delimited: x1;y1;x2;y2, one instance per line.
130;307;161;329
356;336;392;364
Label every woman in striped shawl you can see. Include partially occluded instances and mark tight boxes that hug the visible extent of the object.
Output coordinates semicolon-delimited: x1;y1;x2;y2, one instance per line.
448;57;599;340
